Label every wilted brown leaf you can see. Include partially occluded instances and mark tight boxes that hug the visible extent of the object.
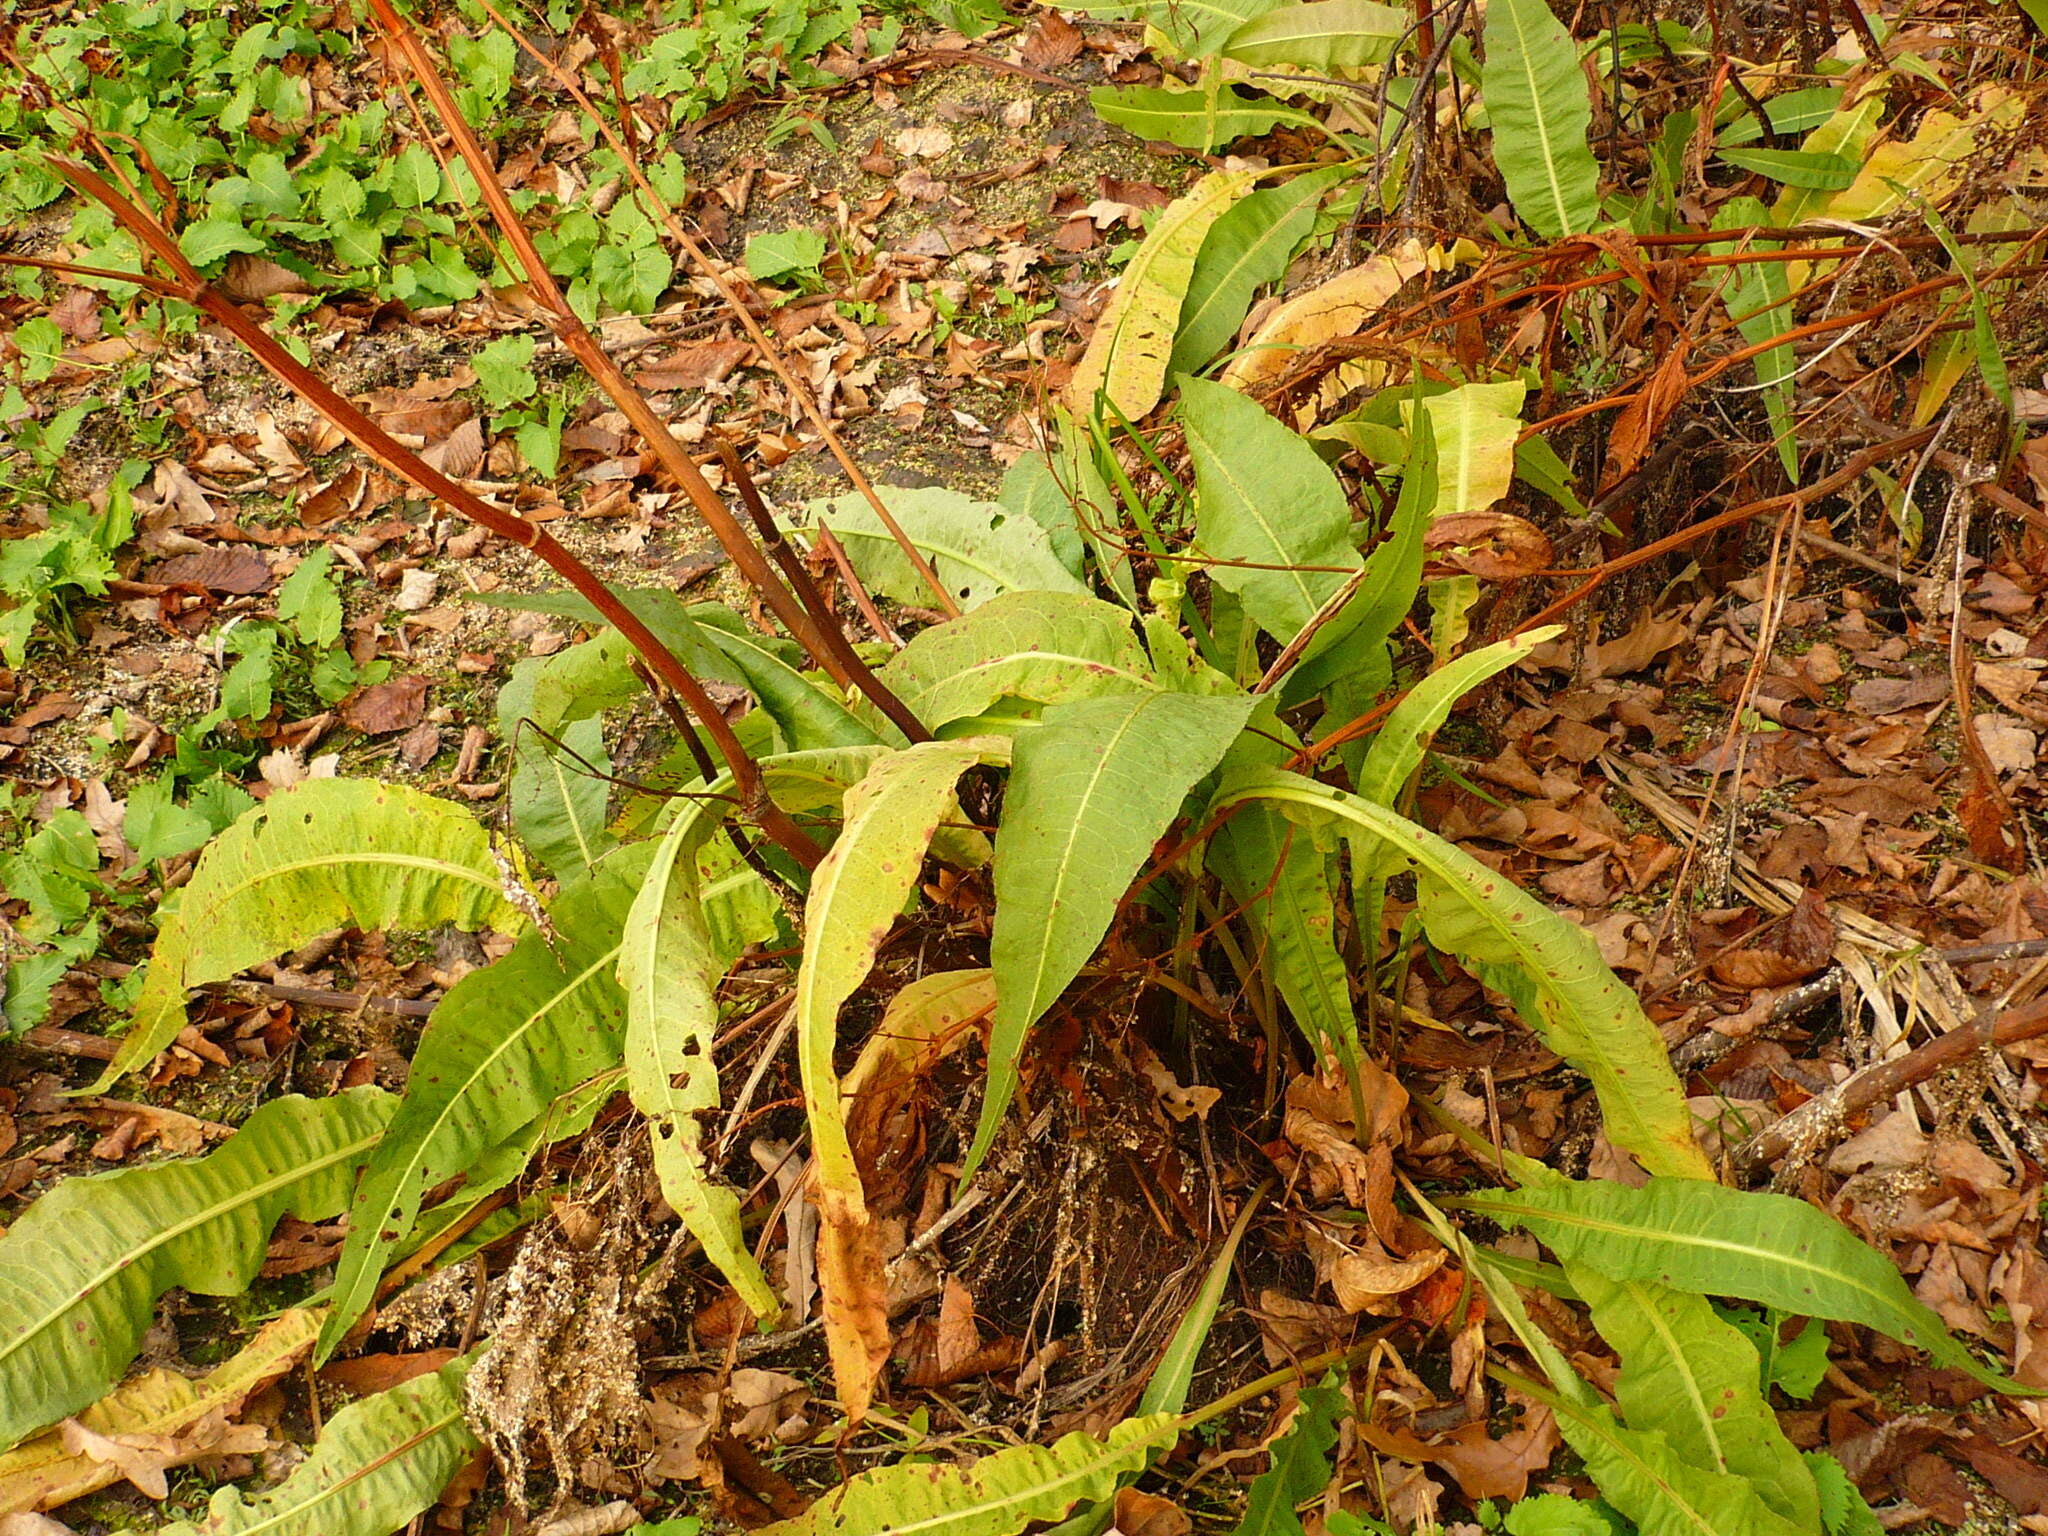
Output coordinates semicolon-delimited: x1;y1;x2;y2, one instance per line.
344;675;429;735
148;549;272;594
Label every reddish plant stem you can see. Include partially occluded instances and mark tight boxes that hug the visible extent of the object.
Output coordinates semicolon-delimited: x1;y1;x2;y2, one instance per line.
711;438;932;743
46;156;822;870
364;0;869;682
457;0;961;623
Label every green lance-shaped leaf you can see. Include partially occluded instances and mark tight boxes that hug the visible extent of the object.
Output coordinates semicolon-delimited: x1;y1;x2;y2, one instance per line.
801;486;1088;611
1171;165;1347;378
1710;197;1799;480
1572;1268;1821;1529
1212;772;1710;1180
620;801;783;1322
1065;169;1258;421
695;619;882;752
1517;1373;1817;1536
1481;0;1602;238
876;591;1158;730
1221;0;1409;68
154;1355;478;1536
972;691;1257;1172
1229;1374;1347;1536
319;850;647;1362
510;715;616;877
1353;628;1560;807
1140;1188;1265;1417
1182;374;1360;645
100;780;519;1087
0;1089;394;1450
1087;86;1315;153
794;738;1010;1419
757;1413;1180;1536
1464;1176;2032;1393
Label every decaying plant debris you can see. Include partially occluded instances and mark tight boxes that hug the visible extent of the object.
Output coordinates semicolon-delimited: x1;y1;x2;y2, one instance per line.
4;0;2048;1533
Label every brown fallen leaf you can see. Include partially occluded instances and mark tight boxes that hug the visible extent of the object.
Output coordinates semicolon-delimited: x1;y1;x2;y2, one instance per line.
1356;1404;1558;1502
1110;1487;1190;1536
1019;10;1083;69
147;549;272;594
636;340;753;392
1424;511;1555;580
1709;887;1836;988
320;1349;458;1397
344;675;429;735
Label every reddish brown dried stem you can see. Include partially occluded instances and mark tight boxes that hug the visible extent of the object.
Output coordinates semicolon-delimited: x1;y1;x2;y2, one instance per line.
45;155;822;870
449;0;962;622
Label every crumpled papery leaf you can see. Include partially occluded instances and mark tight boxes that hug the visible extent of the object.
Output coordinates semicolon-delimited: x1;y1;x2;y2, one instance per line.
1356;1405;1559;1502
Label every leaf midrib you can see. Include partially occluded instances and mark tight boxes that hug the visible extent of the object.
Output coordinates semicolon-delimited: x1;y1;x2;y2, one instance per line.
193;851;505;931
1188;414;1335;629
0;1124;381;1373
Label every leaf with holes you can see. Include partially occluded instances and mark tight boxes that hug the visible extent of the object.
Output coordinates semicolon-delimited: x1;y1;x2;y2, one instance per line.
621;803;783;1323
1066;169;1257;421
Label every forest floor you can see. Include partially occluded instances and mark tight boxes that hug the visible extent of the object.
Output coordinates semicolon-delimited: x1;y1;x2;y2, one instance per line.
4;2;2048;1535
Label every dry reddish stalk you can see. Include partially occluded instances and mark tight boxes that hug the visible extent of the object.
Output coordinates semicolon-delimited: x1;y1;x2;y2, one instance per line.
43;155;824;870
412;0;962;622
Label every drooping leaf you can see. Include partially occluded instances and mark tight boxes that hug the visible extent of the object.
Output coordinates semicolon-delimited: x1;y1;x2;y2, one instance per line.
1229;1374;1347;1536
1353;629;1559;807
155;1356;477;1536
319;849;648;1361
1213;773;1710;1180
1221;0;1408;67
1217;247;1429;392
0;1089;394;1450
1481;0;1602;238
1088;85;1311;152
510;716;616;877
1822;88;2022;227
0;1310;319;1517
876;591;1157;730
1420;381;1527;517
99;780;519;1087
801;487;1087;611
620;803;782;1322
1066;170;1258;421
973;691;1257;1171
1208;802;1354;1071
1571;1269;1820;1529
1463;1177;2027;1391
1183;374;1360;645
1519;1375;1815;1536
794;739;1009;1418
757;1413;1179;1536
1172;166;1347;377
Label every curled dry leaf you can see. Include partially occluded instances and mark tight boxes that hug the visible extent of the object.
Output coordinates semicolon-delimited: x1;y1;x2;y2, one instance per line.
1708;888;1836;988
1356;1403;1559;1503
1423;511;1555;580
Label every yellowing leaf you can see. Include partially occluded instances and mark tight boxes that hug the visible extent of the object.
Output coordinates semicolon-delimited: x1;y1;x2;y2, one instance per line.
1823;87;2021;226
1065;169;1256;421
1217;244;1427;394
0;1311;319;1516
1419;381;1527;517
